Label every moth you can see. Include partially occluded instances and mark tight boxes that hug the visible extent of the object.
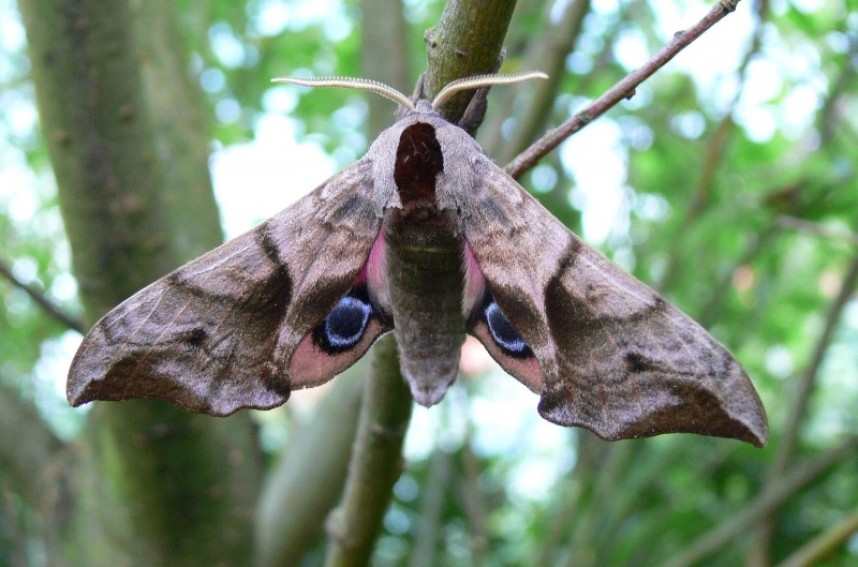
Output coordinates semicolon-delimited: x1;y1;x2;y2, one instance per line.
68;73;768;447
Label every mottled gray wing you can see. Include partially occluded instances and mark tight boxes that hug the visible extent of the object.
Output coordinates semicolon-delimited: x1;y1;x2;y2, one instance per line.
68;159;383;416
462;161;767;446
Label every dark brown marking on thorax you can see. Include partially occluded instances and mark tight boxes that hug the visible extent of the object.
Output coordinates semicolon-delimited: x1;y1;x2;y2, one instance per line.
393;122;443;210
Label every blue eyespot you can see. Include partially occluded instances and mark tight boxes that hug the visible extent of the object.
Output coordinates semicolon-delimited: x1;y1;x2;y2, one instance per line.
313;286;376;353
322;295;372;349
485;300;531;356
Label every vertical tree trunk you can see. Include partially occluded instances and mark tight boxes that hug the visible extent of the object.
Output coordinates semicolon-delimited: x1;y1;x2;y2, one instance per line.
18;1;261;564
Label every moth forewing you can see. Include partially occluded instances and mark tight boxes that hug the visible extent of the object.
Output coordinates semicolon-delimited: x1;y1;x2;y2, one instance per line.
67;161;383;415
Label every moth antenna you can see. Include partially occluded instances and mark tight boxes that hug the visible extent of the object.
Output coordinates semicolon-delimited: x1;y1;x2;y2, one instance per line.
432;71;548;109
272;76;415;110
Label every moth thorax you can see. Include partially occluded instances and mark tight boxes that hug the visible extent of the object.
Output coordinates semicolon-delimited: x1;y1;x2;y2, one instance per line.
393;122;443;211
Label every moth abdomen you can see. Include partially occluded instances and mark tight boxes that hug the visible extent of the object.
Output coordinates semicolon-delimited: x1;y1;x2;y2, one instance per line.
384;214;466;406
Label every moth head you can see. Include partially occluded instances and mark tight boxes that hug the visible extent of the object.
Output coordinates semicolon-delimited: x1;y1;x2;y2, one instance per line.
271;72;548;111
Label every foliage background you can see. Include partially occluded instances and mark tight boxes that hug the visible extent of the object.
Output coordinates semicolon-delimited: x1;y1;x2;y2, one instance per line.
1;0;856;565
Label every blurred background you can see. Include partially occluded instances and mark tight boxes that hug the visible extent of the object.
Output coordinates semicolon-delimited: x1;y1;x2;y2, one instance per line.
0;0;856;565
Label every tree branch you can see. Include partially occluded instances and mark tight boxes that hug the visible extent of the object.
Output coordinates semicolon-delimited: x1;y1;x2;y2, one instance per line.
455;439;490;562
0;258;85;333
322;2;520;564
255;367;366;566
665;436;858;567
657;0;768;294
0;380;68;523
774;216;858;247
494;0;591;165
746;251;858;564
256;2;412;564
18;0;261;564
323;336;413;567
423;0;519;120
775;510;858;567
774;252;858;474
408;449;453;567
505;0;744;179
314;2;413;566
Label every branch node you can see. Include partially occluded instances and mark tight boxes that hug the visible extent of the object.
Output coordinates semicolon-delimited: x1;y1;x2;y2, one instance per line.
720;0;739;13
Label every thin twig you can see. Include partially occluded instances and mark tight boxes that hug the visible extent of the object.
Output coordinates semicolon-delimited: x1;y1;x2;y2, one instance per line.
775;510;858;567
0;259;85;333
408;449;452;567
456;437;489;564
318;1;414;565
697;223;779;328
774;215;858;247
492;0;591;164
656;117;738;293
564;440;639;567
748;250;858;567
532;465;586;566
655;0;767;293
505;0;743;179
817;33;858;144
774;253;858;471
664;436;858;567
750;253;858;563
750;23;858;565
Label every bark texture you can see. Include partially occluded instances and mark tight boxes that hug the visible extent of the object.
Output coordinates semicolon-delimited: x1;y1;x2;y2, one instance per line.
18;1;260;564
